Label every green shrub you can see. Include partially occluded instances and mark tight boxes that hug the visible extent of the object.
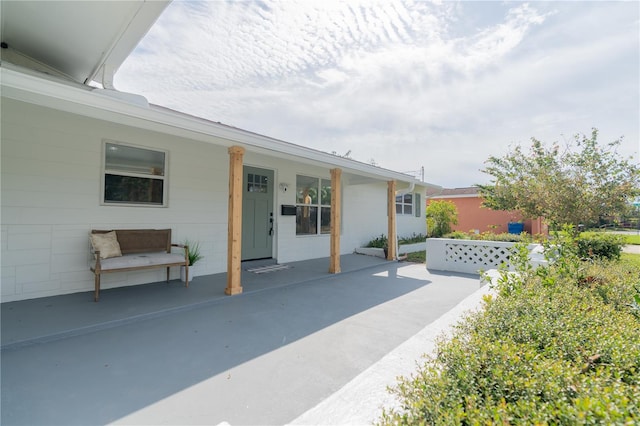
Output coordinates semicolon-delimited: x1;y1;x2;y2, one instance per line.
442;231;470;240
426;200;458;237
442;231;531;243
577;232;624;260
484;232;530;243
366;234;388;248
379;251;640;424
367;233;426;248
399;233;426;244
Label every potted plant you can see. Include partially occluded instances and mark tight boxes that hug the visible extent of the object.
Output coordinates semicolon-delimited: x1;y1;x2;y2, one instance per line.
181;239;203;282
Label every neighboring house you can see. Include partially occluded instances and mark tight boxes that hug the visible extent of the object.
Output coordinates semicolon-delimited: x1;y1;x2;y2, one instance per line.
0;1;434;302
427;187;547;235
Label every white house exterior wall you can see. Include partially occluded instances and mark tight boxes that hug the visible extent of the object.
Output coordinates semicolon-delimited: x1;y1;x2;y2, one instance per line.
396;200;427;238
1;98;231;302
241;154;392;263
2;98;428;302
341;181;389;249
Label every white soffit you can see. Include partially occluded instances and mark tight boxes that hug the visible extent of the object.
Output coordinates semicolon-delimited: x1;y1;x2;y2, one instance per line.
0;0;169;85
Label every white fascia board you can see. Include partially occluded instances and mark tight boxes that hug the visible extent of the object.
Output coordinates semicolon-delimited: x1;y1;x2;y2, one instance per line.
429;193;479;199
1;66;422;185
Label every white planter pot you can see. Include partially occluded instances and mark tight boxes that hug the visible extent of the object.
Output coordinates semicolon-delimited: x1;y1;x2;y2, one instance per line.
180;264;203;282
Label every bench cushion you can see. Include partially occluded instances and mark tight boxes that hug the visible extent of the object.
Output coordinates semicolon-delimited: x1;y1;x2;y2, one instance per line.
97;252;186;271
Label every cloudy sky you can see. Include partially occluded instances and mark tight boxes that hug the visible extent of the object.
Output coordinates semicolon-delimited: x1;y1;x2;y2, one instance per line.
115;0;639;187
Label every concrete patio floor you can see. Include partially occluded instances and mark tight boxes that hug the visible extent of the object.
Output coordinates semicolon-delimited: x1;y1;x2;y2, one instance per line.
1;254;484;426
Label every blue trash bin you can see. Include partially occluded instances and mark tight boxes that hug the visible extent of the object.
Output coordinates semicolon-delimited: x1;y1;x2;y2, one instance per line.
508;222;524;234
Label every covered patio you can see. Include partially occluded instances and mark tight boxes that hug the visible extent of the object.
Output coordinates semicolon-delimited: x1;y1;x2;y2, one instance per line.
1;254;388;350
1;255;483;426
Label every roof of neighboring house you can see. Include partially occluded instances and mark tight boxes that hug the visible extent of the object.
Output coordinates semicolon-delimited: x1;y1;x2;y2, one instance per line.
427;187;480;198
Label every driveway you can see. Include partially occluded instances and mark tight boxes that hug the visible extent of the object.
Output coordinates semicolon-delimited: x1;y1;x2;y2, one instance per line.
1;260;482;426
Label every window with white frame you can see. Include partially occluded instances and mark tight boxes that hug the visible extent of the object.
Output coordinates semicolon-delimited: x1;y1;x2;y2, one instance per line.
102;141;168;206
296;175;331;235
396;193;413;215
396;193;421;217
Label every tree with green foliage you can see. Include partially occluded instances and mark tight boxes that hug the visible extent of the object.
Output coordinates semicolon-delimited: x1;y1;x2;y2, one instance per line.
426;200;458;237
478;129;640;229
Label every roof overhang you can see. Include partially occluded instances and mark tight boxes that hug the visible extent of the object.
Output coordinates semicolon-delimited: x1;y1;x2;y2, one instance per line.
1;64;426;187
429;193;479;199
0;0;170;86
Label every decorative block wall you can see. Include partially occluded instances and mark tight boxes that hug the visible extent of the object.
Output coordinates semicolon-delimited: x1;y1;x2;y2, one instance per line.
426;238;542;275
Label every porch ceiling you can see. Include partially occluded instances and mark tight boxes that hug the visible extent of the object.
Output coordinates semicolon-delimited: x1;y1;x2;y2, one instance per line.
0;0;169;85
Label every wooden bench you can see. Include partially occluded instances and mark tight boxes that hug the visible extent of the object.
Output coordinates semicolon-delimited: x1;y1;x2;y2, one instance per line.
90;229;189;302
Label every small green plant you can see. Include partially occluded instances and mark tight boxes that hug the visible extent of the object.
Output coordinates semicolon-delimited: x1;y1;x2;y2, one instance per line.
366;234;388;248
367;233;426;248
398;233;426;244
184;239;203;266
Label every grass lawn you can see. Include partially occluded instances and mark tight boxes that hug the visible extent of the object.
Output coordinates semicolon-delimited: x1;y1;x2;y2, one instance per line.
621;252;640;267
624;234;640;245
405;251;426;263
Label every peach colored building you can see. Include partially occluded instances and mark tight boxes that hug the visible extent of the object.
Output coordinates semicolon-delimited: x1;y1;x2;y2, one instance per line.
427;187;547;235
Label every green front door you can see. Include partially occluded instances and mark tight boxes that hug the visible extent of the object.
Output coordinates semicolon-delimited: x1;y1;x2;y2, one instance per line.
242;166;274;260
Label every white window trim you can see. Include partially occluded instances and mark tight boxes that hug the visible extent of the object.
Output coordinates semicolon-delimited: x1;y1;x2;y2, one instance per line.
100;140;169;207
396;193;414;215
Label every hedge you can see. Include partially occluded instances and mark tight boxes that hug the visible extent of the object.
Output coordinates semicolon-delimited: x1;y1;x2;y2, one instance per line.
379;255;640;424
576;232;625;260
444;231;531;243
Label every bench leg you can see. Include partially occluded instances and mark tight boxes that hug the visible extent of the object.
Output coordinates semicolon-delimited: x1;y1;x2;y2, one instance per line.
94;273;100;302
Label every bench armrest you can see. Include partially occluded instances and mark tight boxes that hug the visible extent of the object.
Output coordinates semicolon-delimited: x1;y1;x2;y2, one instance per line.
171;244;190;265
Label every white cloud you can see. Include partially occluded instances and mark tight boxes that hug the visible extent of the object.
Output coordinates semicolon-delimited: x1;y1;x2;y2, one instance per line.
116;0;639;187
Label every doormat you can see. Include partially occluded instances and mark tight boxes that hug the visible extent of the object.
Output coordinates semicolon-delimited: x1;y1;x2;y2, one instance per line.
246;264;290;274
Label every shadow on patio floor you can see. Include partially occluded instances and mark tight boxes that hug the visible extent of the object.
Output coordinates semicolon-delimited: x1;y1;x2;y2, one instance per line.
1;255;481;426
1;254;387;349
